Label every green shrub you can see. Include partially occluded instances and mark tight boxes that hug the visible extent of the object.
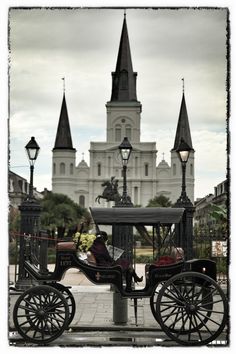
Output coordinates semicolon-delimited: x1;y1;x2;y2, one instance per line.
9;241;18;264
135;254;153;264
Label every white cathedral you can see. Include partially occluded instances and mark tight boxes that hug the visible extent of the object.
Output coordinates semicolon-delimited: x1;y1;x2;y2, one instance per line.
52;15;195;209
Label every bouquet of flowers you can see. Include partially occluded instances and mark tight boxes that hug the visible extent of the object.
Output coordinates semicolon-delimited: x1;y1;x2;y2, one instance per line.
73;232;96;252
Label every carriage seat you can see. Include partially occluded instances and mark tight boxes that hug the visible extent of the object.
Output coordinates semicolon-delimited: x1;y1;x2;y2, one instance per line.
56;241;76;251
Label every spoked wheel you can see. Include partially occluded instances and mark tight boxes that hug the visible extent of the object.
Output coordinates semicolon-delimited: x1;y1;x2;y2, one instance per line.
155;272;228;346
49;283;76;327
13;285;69;344
150;282;165;324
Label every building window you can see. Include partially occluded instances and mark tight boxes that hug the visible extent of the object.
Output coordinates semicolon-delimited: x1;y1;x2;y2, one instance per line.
125;125;132;140
108;156;111;175
115;125;122;142
79;195;85;208
145;163;149;177
173;163;176;176
98;163;101;176
18;180;23;192
60;162;65;175
70;163;74;175
53;163;56;175
135;157;138;175
134;186;138;205
190;163;193;176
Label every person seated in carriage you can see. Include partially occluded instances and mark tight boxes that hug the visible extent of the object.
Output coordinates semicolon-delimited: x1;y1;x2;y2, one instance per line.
89;231;143;291
152;247;184;266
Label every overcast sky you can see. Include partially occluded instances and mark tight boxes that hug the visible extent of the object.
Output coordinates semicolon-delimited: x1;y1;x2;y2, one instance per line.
9;7;228;200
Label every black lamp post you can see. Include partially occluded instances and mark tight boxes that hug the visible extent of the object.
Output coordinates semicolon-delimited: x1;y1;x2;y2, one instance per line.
25;137;40;199
174;138;195;260
112;137;133;324
118;137;133;206
16;137;42;289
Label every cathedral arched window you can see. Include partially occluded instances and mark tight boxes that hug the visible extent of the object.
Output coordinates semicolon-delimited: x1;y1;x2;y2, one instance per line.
125;125;132;140
53;163;56;175
173;163;176;176
60;162;65;175
145;163;149;177
97;163;101;176
70;163;74;175
108;156;111;175
79;195;85;208
115;125;122;142
135;157;138;175
134;186;138;205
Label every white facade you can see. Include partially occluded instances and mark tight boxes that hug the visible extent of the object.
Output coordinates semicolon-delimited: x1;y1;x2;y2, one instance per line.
52;16;195;209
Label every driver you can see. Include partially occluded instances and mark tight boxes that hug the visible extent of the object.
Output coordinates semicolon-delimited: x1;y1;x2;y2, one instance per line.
89;231;143;292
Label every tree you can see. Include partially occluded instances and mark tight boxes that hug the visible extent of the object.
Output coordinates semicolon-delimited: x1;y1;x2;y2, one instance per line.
210;204;227;233
146;195;172;208
40;192;89;238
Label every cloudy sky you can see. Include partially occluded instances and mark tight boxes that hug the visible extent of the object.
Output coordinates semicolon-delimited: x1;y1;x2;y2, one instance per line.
9;7;228;200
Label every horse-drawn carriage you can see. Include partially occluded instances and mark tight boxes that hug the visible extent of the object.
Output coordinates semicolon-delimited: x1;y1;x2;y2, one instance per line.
13;207;228;346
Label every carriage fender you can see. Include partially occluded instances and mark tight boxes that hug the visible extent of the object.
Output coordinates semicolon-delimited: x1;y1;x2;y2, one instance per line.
186;259;217;281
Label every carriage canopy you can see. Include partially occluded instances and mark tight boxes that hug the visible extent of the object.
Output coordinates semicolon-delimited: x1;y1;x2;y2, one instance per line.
90;207;185;226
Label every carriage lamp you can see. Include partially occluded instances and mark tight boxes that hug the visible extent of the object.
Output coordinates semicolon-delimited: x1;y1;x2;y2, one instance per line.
25;136;40;199
175;138;193;206
118;137;133;205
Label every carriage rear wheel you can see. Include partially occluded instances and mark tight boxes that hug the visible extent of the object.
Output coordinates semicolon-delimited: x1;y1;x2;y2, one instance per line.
13;285;69;344
155;272;228;346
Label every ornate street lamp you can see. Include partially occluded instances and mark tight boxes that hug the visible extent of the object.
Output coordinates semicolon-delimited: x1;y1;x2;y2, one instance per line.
175;138;193;207
174;138;195;260
16;137;41;289
118;137;133;206
25;137;40;199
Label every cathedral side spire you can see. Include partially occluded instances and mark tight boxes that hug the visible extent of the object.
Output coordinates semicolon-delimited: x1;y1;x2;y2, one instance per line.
172;83;193;151
53;92;75;151
110;13;138;102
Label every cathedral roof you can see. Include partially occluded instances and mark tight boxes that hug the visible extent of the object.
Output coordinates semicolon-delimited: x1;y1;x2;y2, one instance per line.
110;14;138;102
53;94;75;151
157;159;170;169
78;159;89;168
172;92;194;151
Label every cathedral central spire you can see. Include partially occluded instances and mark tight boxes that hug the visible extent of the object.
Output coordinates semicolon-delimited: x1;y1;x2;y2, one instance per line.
110;14;138;102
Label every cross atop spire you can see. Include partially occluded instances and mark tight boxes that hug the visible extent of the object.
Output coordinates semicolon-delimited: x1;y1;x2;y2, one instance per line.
182;77;185;93
62;77;65;94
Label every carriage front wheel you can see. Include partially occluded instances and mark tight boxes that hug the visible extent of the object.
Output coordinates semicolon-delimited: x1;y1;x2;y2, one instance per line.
13;285;69;344
154;272;228;346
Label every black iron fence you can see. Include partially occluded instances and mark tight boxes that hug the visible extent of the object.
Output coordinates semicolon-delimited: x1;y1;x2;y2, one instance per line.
193;226;228;284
